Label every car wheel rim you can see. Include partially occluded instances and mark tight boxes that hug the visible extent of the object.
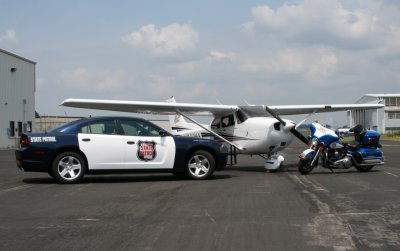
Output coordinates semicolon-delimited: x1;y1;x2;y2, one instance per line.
188;155;210;178
57;156;82;180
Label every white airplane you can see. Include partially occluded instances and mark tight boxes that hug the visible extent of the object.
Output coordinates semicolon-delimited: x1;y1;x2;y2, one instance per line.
61;97;383;171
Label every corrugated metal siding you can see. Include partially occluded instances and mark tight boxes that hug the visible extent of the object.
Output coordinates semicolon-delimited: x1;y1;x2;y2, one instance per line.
0;50;35;149
349;94;400;133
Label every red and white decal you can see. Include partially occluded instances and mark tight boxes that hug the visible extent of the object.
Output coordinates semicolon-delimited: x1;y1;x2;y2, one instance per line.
137;141;157;161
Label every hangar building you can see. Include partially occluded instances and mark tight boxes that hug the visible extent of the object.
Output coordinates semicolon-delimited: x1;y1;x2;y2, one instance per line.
348;94;400;134
0;49;36;149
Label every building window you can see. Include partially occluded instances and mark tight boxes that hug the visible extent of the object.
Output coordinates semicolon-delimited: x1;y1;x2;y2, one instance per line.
384;97;400;107
385;127;400;133
27;121;32;132
388;111;400;119
18;122;23;136
9;121;15;137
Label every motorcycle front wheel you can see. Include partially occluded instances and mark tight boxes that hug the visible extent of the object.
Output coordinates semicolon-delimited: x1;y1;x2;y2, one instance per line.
298;159;315;175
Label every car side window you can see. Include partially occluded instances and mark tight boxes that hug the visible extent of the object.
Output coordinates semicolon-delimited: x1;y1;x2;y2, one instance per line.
120;120;160;137
79;120;117;135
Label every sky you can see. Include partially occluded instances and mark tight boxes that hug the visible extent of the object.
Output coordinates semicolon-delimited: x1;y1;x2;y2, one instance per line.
1;0;400;126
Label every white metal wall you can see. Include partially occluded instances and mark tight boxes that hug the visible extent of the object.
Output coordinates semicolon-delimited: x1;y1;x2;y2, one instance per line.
349;94;400;134
0;49;36;149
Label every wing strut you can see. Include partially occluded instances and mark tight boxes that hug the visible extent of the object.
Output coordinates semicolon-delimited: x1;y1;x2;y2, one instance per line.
176;110;244;151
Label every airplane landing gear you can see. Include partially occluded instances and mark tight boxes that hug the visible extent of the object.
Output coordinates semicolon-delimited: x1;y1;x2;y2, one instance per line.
262;154;284;172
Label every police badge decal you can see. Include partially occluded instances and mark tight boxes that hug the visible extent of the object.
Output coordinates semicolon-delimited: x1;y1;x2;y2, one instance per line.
137;141;157;161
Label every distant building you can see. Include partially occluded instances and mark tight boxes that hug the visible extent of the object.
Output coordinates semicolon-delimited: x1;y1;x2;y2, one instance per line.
348;94;400;134
0;49;36;149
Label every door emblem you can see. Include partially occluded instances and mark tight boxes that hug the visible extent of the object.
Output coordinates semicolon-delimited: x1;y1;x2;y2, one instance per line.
137;141;157;161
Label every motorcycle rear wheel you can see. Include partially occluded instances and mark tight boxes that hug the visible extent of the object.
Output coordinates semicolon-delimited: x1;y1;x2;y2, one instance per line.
298;159;314;175
355;165;374;172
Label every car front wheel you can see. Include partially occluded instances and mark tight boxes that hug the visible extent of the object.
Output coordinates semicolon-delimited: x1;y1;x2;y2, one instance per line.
51;152;86;184
186;150;215;180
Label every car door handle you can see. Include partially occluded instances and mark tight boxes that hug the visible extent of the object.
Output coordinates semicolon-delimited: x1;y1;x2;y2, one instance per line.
82;138;91;142
127;141;135;145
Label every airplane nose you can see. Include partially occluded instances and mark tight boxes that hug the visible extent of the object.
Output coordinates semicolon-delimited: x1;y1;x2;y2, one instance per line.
282;120;296;132
268;125;295;153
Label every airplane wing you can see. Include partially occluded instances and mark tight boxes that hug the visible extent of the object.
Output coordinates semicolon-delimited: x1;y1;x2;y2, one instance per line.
62;98;384;116
242;104;384;116
61;98;239;116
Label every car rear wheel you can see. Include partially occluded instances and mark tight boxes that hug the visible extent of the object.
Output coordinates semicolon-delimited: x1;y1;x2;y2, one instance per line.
186;150;215;180
51;152;86;184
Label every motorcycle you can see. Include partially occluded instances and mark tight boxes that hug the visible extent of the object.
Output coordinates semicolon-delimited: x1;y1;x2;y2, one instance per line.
298;122;384;174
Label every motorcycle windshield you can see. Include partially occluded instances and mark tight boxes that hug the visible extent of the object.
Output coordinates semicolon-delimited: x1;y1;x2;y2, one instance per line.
310;123;339;145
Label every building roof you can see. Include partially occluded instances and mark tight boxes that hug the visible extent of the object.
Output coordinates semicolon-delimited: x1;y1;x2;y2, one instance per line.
364;94;400;98
0;48;36;64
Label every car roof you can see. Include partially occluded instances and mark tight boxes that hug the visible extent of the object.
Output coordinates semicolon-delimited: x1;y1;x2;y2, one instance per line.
50;116;150;133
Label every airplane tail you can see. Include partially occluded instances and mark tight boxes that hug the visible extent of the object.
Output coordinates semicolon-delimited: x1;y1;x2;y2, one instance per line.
166;96;192;134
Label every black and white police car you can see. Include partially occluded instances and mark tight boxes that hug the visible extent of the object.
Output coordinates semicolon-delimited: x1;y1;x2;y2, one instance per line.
15;116;228;183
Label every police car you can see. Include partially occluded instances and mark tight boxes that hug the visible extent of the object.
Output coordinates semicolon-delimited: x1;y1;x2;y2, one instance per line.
15;116;228;183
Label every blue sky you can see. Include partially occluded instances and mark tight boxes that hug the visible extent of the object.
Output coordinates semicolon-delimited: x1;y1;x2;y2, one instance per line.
1;0;400;125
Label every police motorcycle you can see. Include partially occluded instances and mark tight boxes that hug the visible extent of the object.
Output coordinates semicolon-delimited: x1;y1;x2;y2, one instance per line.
298;123;384;174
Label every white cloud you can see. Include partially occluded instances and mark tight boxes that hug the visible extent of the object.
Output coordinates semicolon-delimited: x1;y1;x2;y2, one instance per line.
121;23;198;55
181;82;219;99
175;50;236;74
239;47;336;75
306;48;338;84
244;0;383;49
0;29;17;43
208;50;237;63
61;68;125;92
147;74;177;96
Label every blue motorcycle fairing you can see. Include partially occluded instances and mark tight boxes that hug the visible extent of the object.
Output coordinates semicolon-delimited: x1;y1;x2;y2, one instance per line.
299;148;316;160
309;123;339;146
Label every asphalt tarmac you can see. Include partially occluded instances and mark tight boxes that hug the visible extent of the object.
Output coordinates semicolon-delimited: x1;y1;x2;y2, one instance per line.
1;140;399;251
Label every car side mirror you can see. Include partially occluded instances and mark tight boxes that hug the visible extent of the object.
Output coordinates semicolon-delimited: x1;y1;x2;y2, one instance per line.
159;130;167;137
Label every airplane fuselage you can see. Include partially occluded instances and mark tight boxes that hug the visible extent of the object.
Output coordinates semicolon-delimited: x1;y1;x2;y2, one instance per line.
176;116;295;155
216;117;295;155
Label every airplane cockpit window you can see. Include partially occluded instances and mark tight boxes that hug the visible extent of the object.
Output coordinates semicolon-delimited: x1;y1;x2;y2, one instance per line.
221;114;235;128
211;118;221;130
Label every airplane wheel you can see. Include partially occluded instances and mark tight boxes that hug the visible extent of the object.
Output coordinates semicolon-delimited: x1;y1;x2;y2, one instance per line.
186;150;215;180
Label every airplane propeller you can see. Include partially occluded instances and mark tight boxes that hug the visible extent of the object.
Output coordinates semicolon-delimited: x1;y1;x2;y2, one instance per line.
265;106;309;145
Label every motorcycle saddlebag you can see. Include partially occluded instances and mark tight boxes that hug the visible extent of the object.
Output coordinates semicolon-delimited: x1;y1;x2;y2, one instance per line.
362;130;380;147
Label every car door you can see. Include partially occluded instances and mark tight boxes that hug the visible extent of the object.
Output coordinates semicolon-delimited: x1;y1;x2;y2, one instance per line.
119;119;176;169
78;119;126;170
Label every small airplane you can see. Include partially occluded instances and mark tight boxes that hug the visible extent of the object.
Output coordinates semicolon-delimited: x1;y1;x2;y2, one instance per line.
61;97;383;171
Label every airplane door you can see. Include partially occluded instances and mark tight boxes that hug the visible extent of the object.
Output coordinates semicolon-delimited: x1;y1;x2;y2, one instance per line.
220;114;235;134
119;119;176;169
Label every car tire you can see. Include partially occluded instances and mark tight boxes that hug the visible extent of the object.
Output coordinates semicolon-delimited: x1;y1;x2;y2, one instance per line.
186;150;215;180
51;152;86;184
